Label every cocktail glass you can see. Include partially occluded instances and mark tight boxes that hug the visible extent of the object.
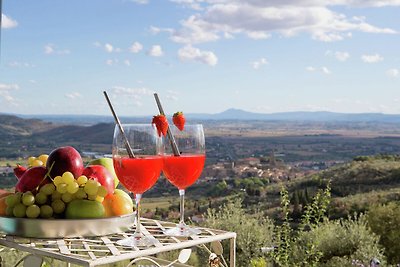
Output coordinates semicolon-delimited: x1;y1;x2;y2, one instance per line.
112;124;163;246
163;124;205;236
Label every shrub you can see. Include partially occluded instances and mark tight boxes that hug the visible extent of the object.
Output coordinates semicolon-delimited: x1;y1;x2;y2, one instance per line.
292;215;385;266
204;199;275;267
272;183;385;267
367;202;400;264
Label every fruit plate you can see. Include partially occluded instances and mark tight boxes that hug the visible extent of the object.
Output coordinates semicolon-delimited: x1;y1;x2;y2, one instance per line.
0;213;135;238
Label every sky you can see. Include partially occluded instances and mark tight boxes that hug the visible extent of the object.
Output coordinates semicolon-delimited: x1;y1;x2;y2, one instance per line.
0;0;399;116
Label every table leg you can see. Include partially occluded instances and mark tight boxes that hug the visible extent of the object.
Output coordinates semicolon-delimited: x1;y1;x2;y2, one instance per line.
229;237;236;267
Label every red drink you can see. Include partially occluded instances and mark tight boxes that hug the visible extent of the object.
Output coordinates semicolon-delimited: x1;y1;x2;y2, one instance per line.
113;156;163;194
163;154;206;190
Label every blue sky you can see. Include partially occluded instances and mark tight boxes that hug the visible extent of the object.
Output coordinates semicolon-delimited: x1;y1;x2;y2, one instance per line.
1;0;399;116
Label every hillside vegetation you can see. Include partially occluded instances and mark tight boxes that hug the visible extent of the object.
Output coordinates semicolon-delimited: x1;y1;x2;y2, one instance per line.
200;156;400;266
222;155;400;221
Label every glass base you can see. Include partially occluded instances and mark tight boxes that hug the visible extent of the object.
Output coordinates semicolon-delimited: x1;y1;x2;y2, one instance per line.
164;223;201;237
116;235;156;247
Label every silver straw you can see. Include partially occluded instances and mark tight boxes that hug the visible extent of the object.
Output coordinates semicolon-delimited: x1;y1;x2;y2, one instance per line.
153;93;180;156
103;91;135;158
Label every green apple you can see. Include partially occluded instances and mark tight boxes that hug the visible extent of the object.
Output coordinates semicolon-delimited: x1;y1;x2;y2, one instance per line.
88;158;119;188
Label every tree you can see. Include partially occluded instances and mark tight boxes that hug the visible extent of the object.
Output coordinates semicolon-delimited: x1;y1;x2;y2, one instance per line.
291;191;301;219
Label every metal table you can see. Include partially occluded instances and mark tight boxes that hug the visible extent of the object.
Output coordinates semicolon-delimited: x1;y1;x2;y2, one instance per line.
0;217;236;266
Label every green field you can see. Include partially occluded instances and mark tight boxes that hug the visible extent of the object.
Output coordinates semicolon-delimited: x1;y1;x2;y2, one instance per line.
141;196;175;211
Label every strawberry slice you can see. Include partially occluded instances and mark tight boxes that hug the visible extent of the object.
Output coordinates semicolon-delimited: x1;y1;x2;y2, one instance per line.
152;115;169;137
172;111;185;131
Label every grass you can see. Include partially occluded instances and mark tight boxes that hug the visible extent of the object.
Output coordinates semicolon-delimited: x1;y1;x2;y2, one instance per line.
141;196;175;211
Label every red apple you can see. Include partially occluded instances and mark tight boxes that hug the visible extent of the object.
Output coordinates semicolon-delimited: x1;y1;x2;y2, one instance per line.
82;165;115;196
46;146;84;178
15;166;49;192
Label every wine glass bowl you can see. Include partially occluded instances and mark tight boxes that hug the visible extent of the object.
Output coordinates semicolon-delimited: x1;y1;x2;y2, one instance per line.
162;124;206;236
112;124;163;246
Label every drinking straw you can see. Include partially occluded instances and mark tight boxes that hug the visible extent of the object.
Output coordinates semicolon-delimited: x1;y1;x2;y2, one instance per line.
103;91;135;158
153;93;181;156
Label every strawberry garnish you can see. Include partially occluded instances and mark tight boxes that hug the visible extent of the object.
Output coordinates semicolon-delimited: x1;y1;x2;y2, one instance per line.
13;164;27;180
172;111;185;131
152;115;169;137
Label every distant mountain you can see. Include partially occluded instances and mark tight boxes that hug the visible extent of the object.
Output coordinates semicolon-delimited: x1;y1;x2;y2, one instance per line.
18;114;150;126
0;114;56;136
14;109;400;125
32;123;115;144
187;109;400;122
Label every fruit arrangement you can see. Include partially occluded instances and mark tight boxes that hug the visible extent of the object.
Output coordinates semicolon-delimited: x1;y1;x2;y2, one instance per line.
0;146;133;219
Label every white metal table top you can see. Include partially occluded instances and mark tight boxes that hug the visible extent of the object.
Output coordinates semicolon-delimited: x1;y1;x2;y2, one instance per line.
0;217;236;267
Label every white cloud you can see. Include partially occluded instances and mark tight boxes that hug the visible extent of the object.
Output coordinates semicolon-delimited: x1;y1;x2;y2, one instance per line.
306;66;331;74
130;0;149;4
224;32;234;39
105;43;114;53
44;44;70;55
252;58;268;69
112;86;153;96
148;45;164;57
162;0;398;45
8;61;35;68
344;0;400;7
149;26;162;34
247;31;271;40
335;51;350;61
361;53;384;63
322;66;331;74
1;14;18;29
44;45;54;54
65;92;82;99
178;45;218;66
129;42;143;53
0;84;19;90
106;59;119;65
94;42;121;53
105;59;131;67
312;32;345;42
0;83;19;106
161;16;220;44
170;0;203;10
111;86;153;106
387;68;399;78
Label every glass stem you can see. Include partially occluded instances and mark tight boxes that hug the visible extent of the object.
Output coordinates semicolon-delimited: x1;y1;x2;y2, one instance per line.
179;189;185;226
134;193;142;237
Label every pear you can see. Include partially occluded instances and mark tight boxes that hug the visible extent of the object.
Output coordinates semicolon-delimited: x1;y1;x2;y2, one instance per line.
87;158;119;188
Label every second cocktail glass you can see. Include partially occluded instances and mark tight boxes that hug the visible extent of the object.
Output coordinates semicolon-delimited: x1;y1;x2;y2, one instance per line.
112;124;163;247
163;124;206;236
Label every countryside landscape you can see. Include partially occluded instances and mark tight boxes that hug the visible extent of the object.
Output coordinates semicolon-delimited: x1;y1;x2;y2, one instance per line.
1;110;400;266
2;0;400;265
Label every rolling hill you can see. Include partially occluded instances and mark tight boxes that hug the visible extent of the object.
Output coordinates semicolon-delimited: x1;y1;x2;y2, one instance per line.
17;109;400;125
0;114;56;136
